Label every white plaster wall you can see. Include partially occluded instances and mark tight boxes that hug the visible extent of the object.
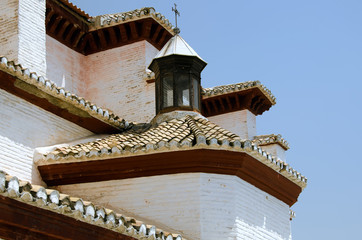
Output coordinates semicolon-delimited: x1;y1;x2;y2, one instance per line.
0;0;19;62
145;41;159;68
46;36;86;96
200;174;291;240
0;135;33;184
18;0;46;75
0;89;93;183
46;39;159;123
260;144;287;163
208;110;256;139
85;40;158;123
57;173;200;239
0;0;46;75
57;173;291;240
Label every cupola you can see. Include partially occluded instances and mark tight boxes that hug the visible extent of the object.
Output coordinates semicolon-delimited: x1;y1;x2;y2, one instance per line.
148;30;207;115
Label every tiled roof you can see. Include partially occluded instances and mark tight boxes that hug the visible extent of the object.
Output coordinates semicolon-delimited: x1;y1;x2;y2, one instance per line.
253;134;290;150
39;114;307;189
44;115;240;159
92;7;173;33
55;1;174;33
0;56;131;131
0;170;185;240
201;80;276;105
57;0;90;19
46;4;174;55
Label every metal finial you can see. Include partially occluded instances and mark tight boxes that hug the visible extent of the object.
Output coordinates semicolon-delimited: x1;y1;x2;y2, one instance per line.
172;3;180;34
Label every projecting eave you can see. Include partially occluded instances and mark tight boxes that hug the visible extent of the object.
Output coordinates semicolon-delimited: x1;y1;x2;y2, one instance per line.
201;81;276;117
36;115;307;206
46;0;174;55
253;134;290;150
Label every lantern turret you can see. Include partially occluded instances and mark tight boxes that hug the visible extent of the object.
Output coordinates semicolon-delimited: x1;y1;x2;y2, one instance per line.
148;33;207;115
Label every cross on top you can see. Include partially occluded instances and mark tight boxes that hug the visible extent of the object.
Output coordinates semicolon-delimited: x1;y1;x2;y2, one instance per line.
172;3;180;34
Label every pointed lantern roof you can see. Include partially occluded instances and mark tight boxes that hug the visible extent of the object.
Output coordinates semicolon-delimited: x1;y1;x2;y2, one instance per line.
149;34;207;68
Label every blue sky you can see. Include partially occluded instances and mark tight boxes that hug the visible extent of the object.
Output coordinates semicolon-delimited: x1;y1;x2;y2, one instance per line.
72;1;362;239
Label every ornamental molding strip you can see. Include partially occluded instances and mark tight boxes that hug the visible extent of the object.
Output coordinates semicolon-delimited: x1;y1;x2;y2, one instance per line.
253;134;290;150
0;170;185;240
0;56;131;133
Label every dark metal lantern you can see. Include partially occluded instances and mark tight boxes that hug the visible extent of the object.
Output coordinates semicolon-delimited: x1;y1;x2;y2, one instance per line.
149;35;207;115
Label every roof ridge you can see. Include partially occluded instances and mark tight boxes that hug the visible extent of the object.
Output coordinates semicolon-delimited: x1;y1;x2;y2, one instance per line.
0;170;185;240
0;56;132;131
185;115;207;145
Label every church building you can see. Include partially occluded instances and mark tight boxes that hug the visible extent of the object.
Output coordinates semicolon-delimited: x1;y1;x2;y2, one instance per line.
0;0;307;239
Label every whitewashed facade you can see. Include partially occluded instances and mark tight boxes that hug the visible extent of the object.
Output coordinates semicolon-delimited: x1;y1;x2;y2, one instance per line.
57;173;292;240
0;0;304;239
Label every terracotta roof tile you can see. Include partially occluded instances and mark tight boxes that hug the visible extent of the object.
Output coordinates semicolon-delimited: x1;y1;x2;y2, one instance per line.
43;115;239;160
0;170;185;240
202;80;276;105
38;115;306;189
50;1;174;34
91;7;173;33
253;134;290;150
